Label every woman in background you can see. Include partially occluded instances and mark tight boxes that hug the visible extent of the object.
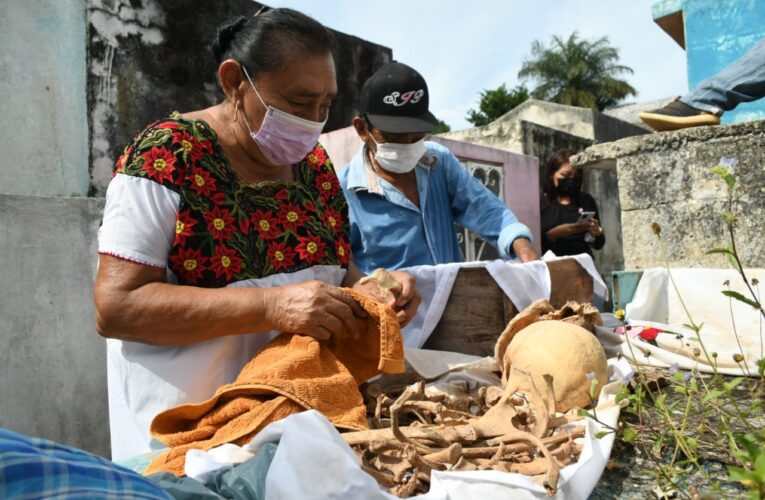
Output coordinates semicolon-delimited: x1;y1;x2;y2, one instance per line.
540;149;605;257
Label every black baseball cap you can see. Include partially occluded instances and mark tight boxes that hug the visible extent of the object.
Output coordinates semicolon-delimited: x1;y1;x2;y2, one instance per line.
359;61;439;134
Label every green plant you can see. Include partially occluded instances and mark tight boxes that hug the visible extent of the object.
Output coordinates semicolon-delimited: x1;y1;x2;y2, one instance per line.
728;432;765;499
611;158;764;499
518;32;636;110
465;84;529;126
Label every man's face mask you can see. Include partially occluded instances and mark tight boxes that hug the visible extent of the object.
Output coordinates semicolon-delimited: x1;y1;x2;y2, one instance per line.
370;136;426;174
240;65;328;166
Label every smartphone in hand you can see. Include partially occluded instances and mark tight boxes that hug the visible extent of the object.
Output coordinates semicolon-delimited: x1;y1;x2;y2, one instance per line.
576;211;596;224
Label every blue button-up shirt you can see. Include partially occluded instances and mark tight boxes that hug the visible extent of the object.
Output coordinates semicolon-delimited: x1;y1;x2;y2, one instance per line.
338;141;532;273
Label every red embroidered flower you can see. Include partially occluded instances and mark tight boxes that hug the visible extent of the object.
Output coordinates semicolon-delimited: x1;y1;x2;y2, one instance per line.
211;192;226;206
306;147;327;170
322;208;344;234
210;244;243;281
174;210;197;246
268;241;297;271
173;131;212;163
335;237;351;265
278;203;308;233
188;166;217;197
250;209;280;240
204;205;236;241
274;189;290;201
141;146;177;183
315;172;340;200
296;233;326;265
170;247;207;284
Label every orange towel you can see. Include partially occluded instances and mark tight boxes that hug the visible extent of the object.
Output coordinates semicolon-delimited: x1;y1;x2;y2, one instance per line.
144;289;404;476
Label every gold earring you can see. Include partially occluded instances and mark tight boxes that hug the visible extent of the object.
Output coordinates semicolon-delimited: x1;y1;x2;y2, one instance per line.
232;101;239;123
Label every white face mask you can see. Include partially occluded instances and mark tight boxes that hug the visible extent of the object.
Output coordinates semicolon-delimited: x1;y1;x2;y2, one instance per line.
371;137;426;174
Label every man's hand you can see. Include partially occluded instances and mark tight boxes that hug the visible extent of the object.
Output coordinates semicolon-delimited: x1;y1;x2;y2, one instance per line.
512;237;539;263
352;269;421;327
387;271;421;327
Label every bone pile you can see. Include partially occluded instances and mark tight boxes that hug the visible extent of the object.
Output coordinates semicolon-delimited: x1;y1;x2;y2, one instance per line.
343;370;588;497
341;299;608;497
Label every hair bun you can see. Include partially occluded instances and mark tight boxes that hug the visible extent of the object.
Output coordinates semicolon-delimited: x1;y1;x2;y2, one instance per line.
212;16;248;63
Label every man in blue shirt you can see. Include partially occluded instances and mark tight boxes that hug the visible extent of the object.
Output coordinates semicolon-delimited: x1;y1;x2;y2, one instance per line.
338;61;538;273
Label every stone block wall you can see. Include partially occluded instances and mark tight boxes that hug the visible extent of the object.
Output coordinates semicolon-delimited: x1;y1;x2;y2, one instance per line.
573;121;765;269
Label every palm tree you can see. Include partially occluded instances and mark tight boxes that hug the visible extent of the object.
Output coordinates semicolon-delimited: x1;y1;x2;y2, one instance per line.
518;32;637;110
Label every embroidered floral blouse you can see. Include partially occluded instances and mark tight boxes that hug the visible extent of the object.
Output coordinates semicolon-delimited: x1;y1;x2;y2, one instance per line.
99;113;350;287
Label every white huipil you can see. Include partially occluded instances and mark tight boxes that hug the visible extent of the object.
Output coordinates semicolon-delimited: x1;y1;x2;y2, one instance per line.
98;174;345;459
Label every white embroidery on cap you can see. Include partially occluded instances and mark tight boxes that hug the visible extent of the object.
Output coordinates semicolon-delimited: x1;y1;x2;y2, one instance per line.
383;89;424;107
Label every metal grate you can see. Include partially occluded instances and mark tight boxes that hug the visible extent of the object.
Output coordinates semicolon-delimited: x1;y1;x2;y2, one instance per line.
455;160;505;262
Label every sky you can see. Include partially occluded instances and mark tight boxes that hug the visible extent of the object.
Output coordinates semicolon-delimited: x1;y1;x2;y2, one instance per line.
266;0;689;131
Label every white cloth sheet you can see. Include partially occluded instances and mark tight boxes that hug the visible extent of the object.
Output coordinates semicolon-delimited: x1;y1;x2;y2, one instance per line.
185;349;633;500
400;255;605;349
605;267;764;376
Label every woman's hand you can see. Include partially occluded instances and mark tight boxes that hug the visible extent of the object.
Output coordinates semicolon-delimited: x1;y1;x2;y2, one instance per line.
586;218;603;236
546;222;589;242
267;280;368;341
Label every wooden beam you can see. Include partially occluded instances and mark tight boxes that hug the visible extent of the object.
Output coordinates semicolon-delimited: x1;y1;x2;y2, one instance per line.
423;259;594;357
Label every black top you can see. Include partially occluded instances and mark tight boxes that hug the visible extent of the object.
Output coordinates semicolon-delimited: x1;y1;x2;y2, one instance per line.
540;192;605;256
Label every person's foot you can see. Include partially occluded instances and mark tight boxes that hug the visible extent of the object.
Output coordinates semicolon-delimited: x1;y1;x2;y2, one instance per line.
639;99;721;131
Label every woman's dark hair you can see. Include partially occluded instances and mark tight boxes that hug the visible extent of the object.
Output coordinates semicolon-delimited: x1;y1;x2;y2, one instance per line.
211;8;335;79
542;149;582;202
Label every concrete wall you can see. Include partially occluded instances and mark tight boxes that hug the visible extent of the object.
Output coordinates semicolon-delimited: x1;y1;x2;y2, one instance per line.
574;120;765;269
652;0;765;124
0;0;89;197
87;0;392;196
443;100;648;146
0;0;107;457
0;194;108;457
581;169;625;276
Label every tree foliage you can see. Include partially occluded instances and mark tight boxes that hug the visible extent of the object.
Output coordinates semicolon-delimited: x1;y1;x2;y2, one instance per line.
465;84;529;126
433;119;451;134
518;32;636;110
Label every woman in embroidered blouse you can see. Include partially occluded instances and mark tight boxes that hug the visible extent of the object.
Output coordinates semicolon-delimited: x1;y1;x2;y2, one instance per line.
93;8;419;460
